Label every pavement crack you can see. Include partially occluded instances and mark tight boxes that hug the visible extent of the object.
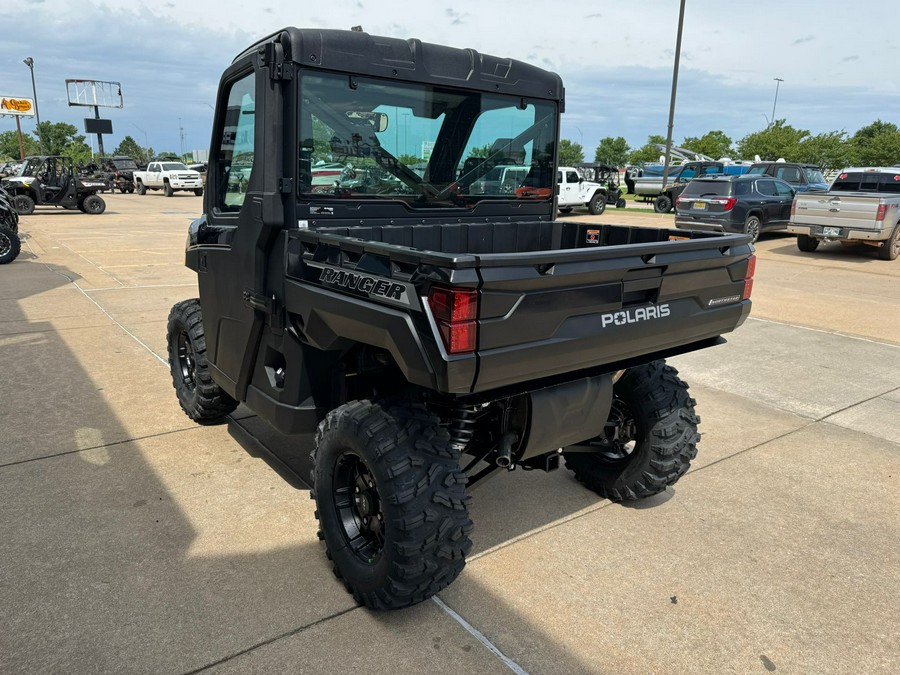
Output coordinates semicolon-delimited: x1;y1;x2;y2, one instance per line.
180;606;359;675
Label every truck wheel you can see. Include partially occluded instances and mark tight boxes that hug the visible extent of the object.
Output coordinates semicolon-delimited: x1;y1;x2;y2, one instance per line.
312;399;473;610
164;182;174;197
0;225;21;265
194;188;204;197
13;194;34;215
136;181;147;196
558;206;574;214
878;226;900;261
616;198;627;208
82;195;106;215
564;360;699;501
588;193;606;216
166;299;239;423
744;215;761;243
796;234;819;252
653;195;672;213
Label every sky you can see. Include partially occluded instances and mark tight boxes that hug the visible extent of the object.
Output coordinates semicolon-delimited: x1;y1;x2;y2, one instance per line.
2;0;898;158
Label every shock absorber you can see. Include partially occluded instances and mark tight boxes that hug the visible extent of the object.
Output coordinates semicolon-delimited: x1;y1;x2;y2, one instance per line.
446;403;481;453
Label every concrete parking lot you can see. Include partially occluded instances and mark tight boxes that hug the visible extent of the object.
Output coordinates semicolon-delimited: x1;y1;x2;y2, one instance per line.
1;195;898;674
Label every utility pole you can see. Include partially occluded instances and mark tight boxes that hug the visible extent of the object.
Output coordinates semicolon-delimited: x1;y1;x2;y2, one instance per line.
662;0;686;191
23;58;42;152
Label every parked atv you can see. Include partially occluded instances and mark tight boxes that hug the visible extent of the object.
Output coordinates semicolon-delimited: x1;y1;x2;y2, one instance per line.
2;155;108;215
0;185;21;264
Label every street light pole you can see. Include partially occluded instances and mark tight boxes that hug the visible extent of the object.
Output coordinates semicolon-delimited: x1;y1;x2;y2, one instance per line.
662;0;686;191
23;57;42;152
771;78;784;127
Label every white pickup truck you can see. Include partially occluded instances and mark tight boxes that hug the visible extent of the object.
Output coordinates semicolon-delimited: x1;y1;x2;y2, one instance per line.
556;166;610;215
788;167;900;260
133;161;204;197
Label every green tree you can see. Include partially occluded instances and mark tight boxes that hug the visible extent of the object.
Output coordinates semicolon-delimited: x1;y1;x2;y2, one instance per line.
594;136;629;167
113;135;148;163
466;143;495;159
627;134;667;165
0;130;39;160
559;139;584;166
397;154;424;166
796;131;853;170
852;120;900;166
736;120;809;162
681;130;733;159
34;121;93;163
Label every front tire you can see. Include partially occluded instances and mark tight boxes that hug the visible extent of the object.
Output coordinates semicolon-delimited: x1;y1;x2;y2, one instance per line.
558;206;574;214
0;225;21;264
616;197;627;208
136;181;147;195
878;226;900;261
564;360;699;501
163;182;174;197
588;192;606;216
166;299;238;423
83;195;106;214
194;188;204;197
796;234;819;252
653;194;672;213
13;194;35;215
312;400;473;610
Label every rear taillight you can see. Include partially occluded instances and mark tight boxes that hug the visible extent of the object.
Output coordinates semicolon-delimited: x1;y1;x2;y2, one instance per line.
676;197;687;206
428;286;478;354
876;204;887;222
722;197;737;211
743;254;756;300
791;198;797;217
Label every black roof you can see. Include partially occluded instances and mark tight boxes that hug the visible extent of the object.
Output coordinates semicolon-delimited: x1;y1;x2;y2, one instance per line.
236;27;565;106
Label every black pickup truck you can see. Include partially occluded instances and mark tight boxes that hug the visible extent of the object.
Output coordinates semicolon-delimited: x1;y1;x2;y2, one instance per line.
166;28;755;610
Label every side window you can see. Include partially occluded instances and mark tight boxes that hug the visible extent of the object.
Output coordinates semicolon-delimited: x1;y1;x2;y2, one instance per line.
566;170;579;184
217;71;256;212
774;181;794;197
680;167;696;180
734;181;750;196
757;180;777;196
557;171;563;184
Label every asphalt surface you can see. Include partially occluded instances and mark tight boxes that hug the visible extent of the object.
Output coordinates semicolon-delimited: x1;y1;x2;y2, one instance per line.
1;195;898;674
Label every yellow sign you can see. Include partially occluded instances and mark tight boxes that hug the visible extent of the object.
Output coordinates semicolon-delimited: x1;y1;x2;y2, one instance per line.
0;97;35;116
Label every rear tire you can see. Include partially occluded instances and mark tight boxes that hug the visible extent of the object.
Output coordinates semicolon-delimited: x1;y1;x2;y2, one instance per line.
616;198;627;208
653;195;672;213
558;206;574;214
166;299;238;423
588;192;606;216
312;399;473;610
744;214;761;243
564;360;699;501
796;234;819;252
83;195;106;214
13;194;34;215
878;226;900;261
0;225;21;264
136;181;147;195
163;182;174;197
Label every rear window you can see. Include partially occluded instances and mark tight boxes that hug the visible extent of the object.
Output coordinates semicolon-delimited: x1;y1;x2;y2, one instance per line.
682;180;731;197
831;172;900;193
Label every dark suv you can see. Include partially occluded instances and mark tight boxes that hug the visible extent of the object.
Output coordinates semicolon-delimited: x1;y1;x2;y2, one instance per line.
675;174;795;242
746;162;829;192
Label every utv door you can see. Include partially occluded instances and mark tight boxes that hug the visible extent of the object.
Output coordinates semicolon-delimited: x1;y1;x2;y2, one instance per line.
195;54;291;399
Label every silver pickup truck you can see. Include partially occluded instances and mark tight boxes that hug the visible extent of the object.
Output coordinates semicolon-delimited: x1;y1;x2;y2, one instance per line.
788;167;900;260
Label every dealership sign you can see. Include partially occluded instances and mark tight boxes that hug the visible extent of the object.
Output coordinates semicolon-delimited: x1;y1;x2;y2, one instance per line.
0;97;35;116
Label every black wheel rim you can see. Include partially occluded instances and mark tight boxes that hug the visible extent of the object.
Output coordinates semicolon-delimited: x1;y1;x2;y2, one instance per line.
176;330;196;389
0;232;10;257
333;452;385;564
594;398;638;466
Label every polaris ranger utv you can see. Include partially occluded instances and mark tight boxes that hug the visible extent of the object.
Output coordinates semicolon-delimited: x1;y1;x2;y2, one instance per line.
167;28;755;610
3;155;108;215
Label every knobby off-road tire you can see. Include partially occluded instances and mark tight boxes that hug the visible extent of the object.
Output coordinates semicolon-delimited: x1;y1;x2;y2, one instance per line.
311;400;473;610
0;225;21;264
653;194;672;214
166;299;238;423
616;197;627;209
588;192;607;216
83;195;106;215
136;181;147;195
796;234;819;252
564;360;700;501
13;194;34;215
878;226;900;261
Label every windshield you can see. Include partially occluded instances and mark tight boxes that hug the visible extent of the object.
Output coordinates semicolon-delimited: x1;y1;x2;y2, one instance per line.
298;72;557;208
162;163;188;171
113;159;138;170
20;158;41;176
746;166;767;175
803;167;826;184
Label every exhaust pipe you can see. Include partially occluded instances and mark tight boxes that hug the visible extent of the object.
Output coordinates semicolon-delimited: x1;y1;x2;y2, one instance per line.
495;432;517;468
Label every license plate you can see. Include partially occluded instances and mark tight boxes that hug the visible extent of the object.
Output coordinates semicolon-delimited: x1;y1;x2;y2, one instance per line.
823;226;841;236
694;201;706;210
